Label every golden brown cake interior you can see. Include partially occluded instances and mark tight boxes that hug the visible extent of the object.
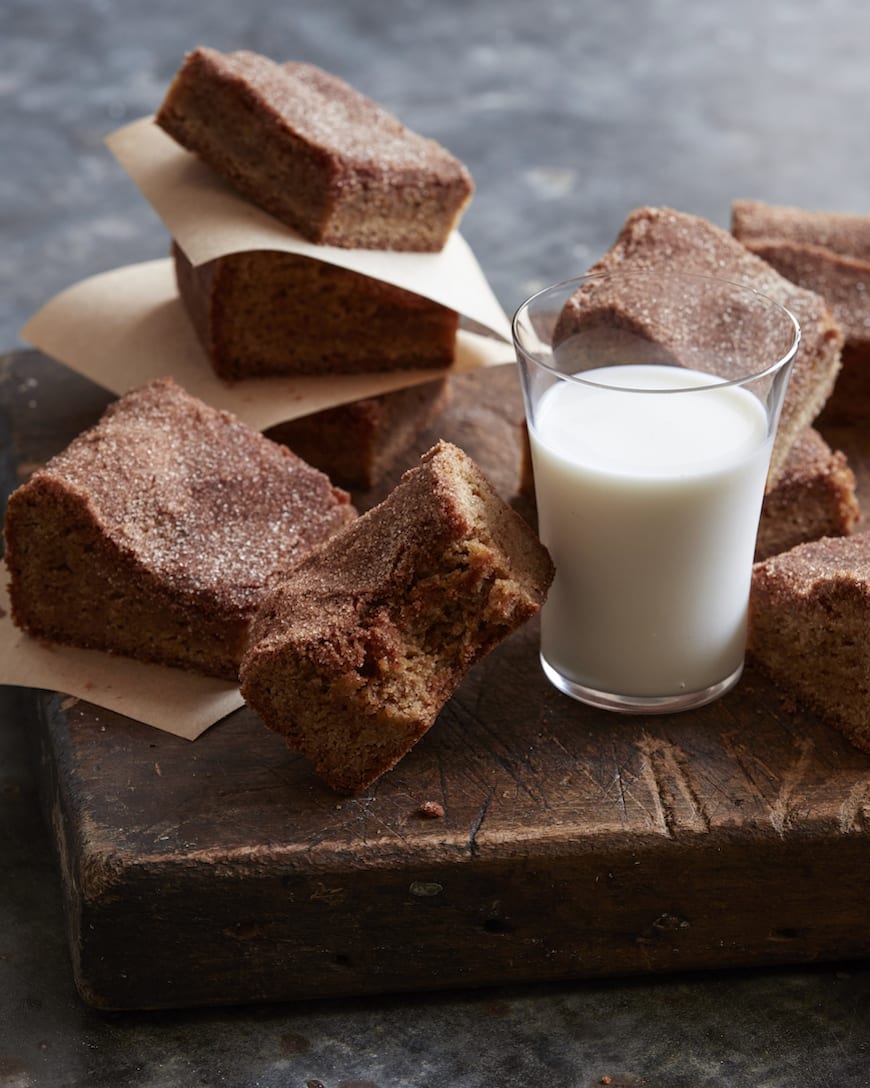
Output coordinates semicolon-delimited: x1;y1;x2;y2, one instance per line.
755;427;859;560
240;440;554;793
265;379;450;489
4;377;355;679
157;48;474;251
749;534;870;751
173;243;459;379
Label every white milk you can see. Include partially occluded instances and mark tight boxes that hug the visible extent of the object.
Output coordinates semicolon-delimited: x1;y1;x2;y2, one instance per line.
529;364;772;699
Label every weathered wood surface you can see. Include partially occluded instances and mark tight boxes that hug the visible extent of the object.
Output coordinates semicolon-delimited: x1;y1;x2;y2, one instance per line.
4;349;870;1012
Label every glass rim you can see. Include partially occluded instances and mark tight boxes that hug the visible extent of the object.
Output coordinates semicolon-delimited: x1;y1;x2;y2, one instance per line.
511;268;802;394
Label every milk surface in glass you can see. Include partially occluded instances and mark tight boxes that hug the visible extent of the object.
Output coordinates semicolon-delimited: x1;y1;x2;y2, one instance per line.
529;363;772;698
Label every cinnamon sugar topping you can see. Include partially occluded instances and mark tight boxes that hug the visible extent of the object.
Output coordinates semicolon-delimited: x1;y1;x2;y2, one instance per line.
44;378;354;610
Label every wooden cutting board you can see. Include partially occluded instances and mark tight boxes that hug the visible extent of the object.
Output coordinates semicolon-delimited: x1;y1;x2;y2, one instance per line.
4;349;870;1012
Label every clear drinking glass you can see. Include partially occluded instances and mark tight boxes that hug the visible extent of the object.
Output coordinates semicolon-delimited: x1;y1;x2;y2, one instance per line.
513;269;800;714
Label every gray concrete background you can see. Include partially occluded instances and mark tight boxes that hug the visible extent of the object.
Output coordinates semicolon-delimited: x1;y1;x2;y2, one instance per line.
3;0;870;1084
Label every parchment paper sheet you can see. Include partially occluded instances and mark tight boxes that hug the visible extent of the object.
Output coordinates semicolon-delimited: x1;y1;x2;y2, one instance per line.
0;564;243;739
21;258;513;430
105;116;512;342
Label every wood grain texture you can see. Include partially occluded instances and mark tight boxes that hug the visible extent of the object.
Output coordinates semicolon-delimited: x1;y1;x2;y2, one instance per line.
5;350;870;1011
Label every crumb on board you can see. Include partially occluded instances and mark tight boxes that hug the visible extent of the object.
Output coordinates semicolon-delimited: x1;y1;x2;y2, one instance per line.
416;800;445;819
780;693;799;714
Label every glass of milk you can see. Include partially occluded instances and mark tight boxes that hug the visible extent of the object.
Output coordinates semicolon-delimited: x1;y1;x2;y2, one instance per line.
513;270;800;714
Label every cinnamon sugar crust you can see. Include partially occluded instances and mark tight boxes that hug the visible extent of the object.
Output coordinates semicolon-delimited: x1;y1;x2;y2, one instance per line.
732;199;870;263
554;207;844;488
156;48;474;251
4;377;355;679
240;440;554;793
749;533;870;751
